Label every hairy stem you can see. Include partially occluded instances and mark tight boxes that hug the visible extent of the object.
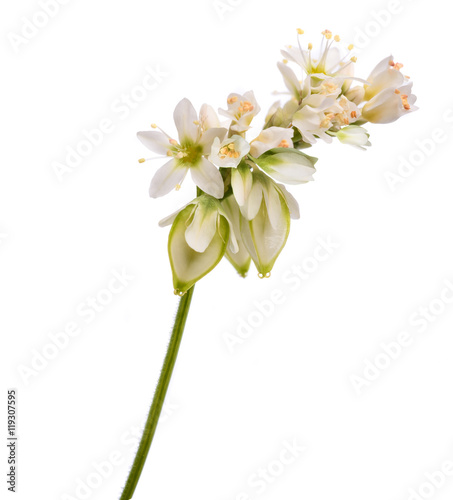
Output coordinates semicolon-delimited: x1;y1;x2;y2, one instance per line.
119;286;195;500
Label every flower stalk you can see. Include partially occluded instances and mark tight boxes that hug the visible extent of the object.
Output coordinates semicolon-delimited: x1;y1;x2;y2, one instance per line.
119;285;195;500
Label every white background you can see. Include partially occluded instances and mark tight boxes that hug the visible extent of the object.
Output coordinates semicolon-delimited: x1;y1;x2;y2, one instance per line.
2;1;453;500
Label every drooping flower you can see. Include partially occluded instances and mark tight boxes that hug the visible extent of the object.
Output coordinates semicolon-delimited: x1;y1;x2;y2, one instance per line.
335;125;371;150
362;85;417;124
209;135;250;168
137;98;227;198
159;195;238;295
219;91;261;133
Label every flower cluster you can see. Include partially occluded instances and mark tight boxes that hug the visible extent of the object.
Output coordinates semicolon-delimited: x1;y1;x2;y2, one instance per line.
137;29;417;295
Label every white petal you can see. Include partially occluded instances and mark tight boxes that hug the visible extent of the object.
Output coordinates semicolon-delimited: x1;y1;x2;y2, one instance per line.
250;126;294;158
262;179;283;229
277;62;302;100
137;131;171;155
243;179;263;220
149;159;188;198
276;184;300;219
231;165;253;206
159;202;195;227
199;128;228;154
185;204;218;253
173;98;199;143
190;157;224;199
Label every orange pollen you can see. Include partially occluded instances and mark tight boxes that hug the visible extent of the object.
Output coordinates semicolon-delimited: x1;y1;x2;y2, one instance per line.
400;94;410;110
278;140;290;148
227;96;238;104
351;111;357;118
219;143;239;159
239;100;254;113
394;89;401;94
394;62;404;70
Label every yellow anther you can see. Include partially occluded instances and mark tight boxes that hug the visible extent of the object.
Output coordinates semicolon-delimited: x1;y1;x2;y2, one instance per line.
227;96;238;104
394;62;404;70
138;158;145;163
169;139;178;145
193;120;200;125
151;123;157;128
394;89;401;94
283;59;288;64
334;35;340;42
278;140;290;148
350;56;357;63
308;43;313;50
321;29;332;36
297;28;304;35
227;143;235;150
239;101;254;113
351;111;357;119
220;147;228;155
175;184;181;191
348;44;354;51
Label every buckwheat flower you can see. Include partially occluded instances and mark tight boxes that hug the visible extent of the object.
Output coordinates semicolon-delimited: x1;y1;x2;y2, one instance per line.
362;83;417;124
199;103;221;131
249;127;294;158
335;125;371;150
220;196;251;277
159;195;238;295
137;98;227;199
219;91;261;133
292;94;338;144
281;29;357;81
209;135;250;168
328;95;361;128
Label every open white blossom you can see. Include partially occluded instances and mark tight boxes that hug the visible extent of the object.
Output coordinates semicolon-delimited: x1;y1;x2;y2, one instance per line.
209;135;250;168
137;98;227;198
219;91;261;132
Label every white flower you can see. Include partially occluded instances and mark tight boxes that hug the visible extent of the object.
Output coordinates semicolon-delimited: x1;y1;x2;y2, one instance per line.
219;91;261;132
281;29;357;80
336;125;371;150
328;95;361;128
159;195;238;295
199;103;221;131
209;135;250;168
345;85;365;105
362;83;417;124
250;126;294;158
292;94;338;144
137;98;227;198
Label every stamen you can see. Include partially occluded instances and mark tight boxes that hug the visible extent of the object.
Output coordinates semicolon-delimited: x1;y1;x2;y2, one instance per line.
308;43;313;50
227;96;238;104
278;140;290;148
169;139;178;145
348;44;354;51
151;123;157;128
283;59;288;64
334;35;340;42
350;56;357;63
297;28;304;35
138;158;146;163
351;111;357;119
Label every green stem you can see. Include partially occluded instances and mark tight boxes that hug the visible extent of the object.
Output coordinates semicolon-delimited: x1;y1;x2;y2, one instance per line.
119;285;195;500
